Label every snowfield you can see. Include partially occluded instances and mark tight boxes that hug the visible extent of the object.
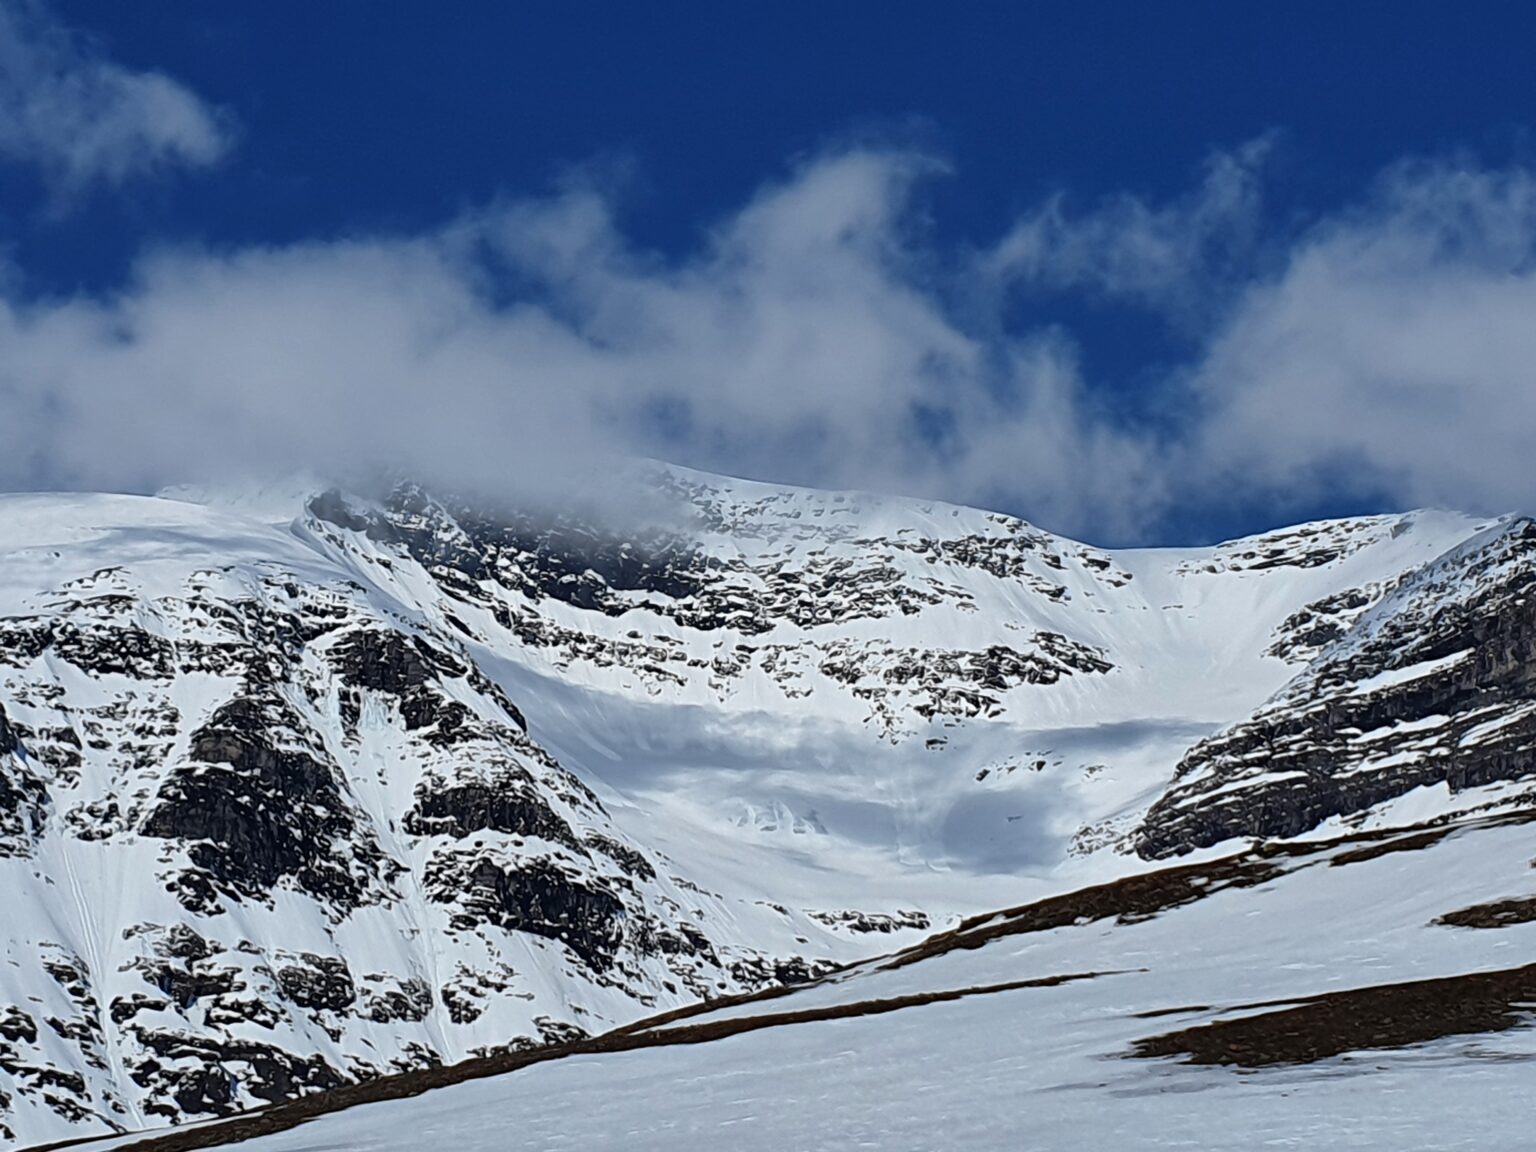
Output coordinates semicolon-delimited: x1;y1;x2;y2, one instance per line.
69;814;1536;1152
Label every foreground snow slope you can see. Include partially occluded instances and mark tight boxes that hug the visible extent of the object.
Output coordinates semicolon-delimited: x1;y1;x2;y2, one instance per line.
0;467;1517;1145
77;811;1536;1152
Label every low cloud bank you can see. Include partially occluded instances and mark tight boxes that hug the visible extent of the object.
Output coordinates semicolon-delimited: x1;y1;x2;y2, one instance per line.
4;104;1535;541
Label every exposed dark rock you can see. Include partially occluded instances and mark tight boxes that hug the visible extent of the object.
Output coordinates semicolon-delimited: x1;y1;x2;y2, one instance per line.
51;622;176;680
322;479;1037;650
328;626;528;732
129;1030;344;1120
21;1065;87;1096
330;630;457;696
0;702;49;856
0;615;55;666
360;976;432;1024
398;691;473;743
729;956;840;989
141;694;389;914
1266;585;1380;663
379;483;713;616
126;938;240;1011
584;833;657;881
1139;521;1536;858
110;995;170;1025
205;997;284;1031
532;1016;589;1046
806;635;1113;735
403;769;578;848
0;1005;37;1044
439;986;484;1025
66;798;124;841
48;1015;100;1044
12;719;86;777
275;955;356;1013
42;954;92;998
425;852;624;970
161;925;217;963
307;489;401;545
807;909;931;934
1186;518;1391;575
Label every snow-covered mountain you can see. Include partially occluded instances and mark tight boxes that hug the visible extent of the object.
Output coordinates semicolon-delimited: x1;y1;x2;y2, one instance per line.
1;465;1529;1148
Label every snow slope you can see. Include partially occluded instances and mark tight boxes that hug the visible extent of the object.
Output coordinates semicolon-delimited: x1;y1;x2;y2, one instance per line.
71;811;1536;1152
0;467;1515;1146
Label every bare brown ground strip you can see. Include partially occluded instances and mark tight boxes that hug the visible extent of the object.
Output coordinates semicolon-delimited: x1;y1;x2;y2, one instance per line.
1327;827;1453;866
1434;894;1536;928
34;971;1109;1152
1132;1004;1213;1019
879;815;1530;975
1129;963;1536;1067
879;853;1289;971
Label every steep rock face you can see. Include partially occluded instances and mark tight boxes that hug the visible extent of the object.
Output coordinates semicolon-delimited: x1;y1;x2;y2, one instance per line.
303;478;1127;735
142;692;394;918
0;495;836;1147
428;855;626;970
1138;519;1536;858
0;703;49;856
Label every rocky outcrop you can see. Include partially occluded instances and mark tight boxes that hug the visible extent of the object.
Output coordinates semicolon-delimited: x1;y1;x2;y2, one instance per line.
313;485;715;622
307;482;1108;682
274;955;356;1013
807;909;932;935
426;853;625;970
1139;520;1536;858
0;702;49;856
142;693;392;917
403;769;580;848
130;1031;345;1123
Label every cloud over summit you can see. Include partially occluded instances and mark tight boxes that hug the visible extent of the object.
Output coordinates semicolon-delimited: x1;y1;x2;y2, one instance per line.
2;38;1535;545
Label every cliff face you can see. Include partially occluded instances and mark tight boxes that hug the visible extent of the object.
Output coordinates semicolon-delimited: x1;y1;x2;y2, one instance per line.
1138;519;1536;859
0;500;777;1145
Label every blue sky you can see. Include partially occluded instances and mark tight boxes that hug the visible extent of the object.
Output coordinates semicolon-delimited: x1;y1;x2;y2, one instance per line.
4;2;1536;544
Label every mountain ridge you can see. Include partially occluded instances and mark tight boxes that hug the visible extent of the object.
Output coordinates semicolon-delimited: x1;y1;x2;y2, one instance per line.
0;469;1524;1147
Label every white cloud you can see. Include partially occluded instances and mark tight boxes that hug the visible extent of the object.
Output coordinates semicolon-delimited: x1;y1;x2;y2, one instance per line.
987;137;1271;327
1192;162;1536;519
4;140;1536;544
0;0;231;195
0;149;1165;540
